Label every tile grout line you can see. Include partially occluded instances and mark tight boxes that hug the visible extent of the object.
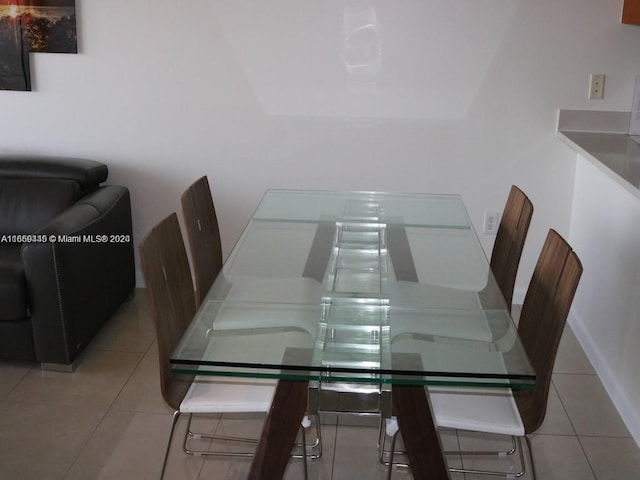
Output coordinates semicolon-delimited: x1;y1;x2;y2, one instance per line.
61;297;152;479
550;377;599;479
62;342;149;480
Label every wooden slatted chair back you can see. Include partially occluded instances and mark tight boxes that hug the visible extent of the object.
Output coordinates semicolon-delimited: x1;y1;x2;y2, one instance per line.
490;185;534;309
139;213;197;410
181;176;223;306
514;229;583;433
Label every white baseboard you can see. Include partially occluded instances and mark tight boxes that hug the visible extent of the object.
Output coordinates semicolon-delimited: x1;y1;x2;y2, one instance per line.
568;309;640;448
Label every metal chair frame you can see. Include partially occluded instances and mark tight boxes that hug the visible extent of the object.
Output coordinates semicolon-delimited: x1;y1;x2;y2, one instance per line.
378;425;530;478
140;213;319;479
380;229;582;479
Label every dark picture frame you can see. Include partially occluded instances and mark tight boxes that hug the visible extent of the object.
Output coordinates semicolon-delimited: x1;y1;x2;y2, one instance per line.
0;0;77;91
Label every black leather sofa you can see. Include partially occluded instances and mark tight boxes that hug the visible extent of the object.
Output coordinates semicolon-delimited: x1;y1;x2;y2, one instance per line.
0;156;135;370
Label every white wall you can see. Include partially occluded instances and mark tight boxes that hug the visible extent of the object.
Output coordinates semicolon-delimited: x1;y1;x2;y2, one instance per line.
1;0;639;288
568;154;640;445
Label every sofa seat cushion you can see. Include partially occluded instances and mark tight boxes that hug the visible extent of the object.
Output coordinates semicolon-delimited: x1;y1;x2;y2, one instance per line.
0;244;27;321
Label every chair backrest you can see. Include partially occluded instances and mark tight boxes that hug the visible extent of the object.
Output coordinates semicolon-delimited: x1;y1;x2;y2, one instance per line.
490;185;534;309
139;213;196;411
181;176;223;306
514;229;582;433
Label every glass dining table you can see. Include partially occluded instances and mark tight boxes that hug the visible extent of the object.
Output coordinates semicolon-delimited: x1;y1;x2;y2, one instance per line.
170;190;535;480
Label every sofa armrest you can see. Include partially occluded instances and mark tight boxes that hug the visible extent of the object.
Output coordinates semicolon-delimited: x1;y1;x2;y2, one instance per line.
21;185;135;367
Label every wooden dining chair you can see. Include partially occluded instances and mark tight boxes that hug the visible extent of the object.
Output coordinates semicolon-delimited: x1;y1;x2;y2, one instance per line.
382;229;583;479
489;185;534;311
181;176;223;306
139;213;311;479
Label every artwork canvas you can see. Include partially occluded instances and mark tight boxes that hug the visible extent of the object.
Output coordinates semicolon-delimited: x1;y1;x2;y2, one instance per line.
0;46;30;91
0;0;76;91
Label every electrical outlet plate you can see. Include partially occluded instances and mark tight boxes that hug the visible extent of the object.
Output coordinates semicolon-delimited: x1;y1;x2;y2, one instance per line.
589;74;605;100
483;211;500;235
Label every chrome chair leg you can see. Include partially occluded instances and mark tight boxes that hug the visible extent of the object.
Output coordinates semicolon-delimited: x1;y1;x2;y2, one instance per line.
385;423;400;480
301;416;309;480
448;436;527;478
160;411;181;480
181;412;323;459
165;411;320;476
182;413;253;457
380;418;533;480
291;413;323;460
525;436;536;480
378;417;409;469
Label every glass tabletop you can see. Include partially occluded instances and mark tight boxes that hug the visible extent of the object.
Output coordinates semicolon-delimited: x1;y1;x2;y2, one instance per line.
171;190;535;388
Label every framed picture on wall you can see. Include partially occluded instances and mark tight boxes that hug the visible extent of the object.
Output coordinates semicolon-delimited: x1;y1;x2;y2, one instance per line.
0;44;30;91
0;0;77;91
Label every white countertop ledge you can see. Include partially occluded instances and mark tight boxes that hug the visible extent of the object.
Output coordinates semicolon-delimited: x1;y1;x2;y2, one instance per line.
557;109;640;199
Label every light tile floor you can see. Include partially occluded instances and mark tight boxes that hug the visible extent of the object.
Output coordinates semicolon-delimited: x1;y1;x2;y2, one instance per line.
1;289;639;479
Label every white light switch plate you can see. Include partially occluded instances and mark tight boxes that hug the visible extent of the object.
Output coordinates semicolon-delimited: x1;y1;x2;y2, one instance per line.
630;76;640;135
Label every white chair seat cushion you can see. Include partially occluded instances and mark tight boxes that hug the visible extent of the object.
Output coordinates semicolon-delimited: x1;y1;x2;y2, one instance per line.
181;376;277;414
428;386;525;437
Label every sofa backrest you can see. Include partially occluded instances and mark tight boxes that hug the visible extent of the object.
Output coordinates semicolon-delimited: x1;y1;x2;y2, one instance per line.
0;156;109;236
0;179;82;236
